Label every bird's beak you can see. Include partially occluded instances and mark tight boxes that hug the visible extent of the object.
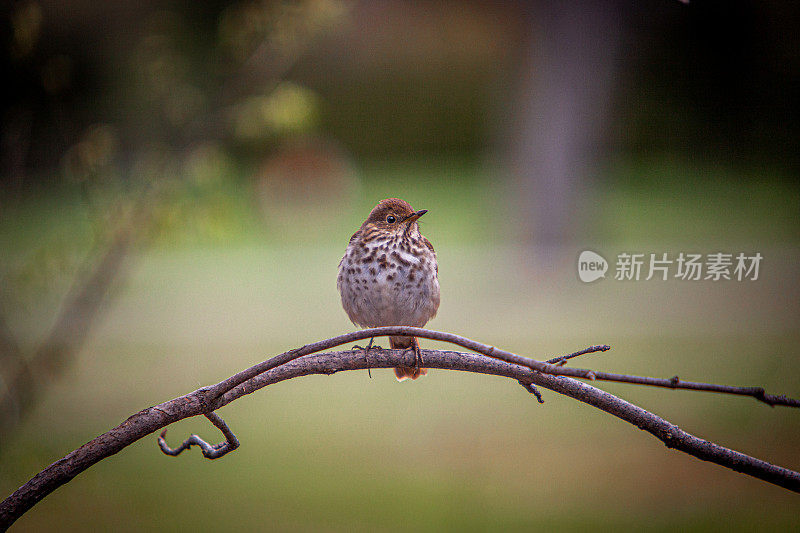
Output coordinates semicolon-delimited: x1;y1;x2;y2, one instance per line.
403;209;427;223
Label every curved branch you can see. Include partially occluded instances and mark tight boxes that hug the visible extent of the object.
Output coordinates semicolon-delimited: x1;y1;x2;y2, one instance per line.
203;327;799;409
158;412;239;459
1;328;798;529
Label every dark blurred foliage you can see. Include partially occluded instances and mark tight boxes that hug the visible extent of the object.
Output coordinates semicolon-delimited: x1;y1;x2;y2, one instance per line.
1;0;798;194
620;0;800;173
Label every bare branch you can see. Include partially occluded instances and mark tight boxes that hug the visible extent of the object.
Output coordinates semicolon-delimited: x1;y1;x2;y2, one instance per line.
518;380;545;403
202;327;799;409
570;371;800;407
1;327;798;529
546;344;610;365
196;347;800;494
158;412;239;459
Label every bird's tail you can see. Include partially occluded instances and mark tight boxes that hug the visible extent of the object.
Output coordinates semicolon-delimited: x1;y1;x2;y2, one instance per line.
390;336;427;381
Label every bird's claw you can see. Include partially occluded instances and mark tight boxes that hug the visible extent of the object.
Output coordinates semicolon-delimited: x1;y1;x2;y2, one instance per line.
351;339;382;352
351;344;383;351
407;341;424;372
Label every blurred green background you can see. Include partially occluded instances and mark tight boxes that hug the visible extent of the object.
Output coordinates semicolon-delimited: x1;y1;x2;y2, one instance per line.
1;1;799;531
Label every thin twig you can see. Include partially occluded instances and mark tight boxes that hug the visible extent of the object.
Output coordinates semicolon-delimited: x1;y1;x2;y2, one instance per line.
576;372;800;406
158;412;239;459
546;344;610;365
519;380;545;403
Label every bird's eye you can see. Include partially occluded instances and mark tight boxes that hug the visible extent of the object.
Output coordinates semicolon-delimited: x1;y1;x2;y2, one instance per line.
386;215;396;224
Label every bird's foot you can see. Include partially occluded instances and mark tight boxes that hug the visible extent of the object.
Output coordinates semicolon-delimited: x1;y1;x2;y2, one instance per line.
351;337;382;352
406;339;424;372
352;337;381;378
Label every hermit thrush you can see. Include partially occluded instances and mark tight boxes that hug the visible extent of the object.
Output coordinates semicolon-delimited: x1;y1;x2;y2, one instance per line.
337;198;440;380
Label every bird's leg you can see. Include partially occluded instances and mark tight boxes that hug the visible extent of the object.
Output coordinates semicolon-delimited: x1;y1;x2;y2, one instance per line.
351;337;381;378
411;337;423;372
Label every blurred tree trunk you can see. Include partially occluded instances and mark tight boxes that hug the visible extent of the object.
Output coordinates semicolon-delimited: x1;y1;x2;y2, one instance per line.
503;0;625;256
0;199;146;443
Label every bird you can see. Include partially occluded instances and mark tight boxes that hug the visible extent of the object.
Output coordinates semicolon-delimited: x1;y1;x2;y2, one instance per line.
337;198;440;380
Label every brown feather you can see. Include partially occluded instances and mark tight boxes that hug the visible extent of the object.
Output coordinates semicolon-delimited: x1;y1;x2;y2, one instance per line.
390;336;427;381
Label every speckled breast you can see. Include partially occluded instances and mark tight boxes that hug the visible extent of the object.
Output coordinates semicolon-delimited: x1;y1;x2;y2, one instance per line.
338;235;440;329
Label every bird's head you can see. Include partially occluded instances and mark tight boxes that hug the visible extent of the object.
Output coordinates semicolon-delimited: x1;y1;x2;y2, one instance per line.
361;198;427;237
